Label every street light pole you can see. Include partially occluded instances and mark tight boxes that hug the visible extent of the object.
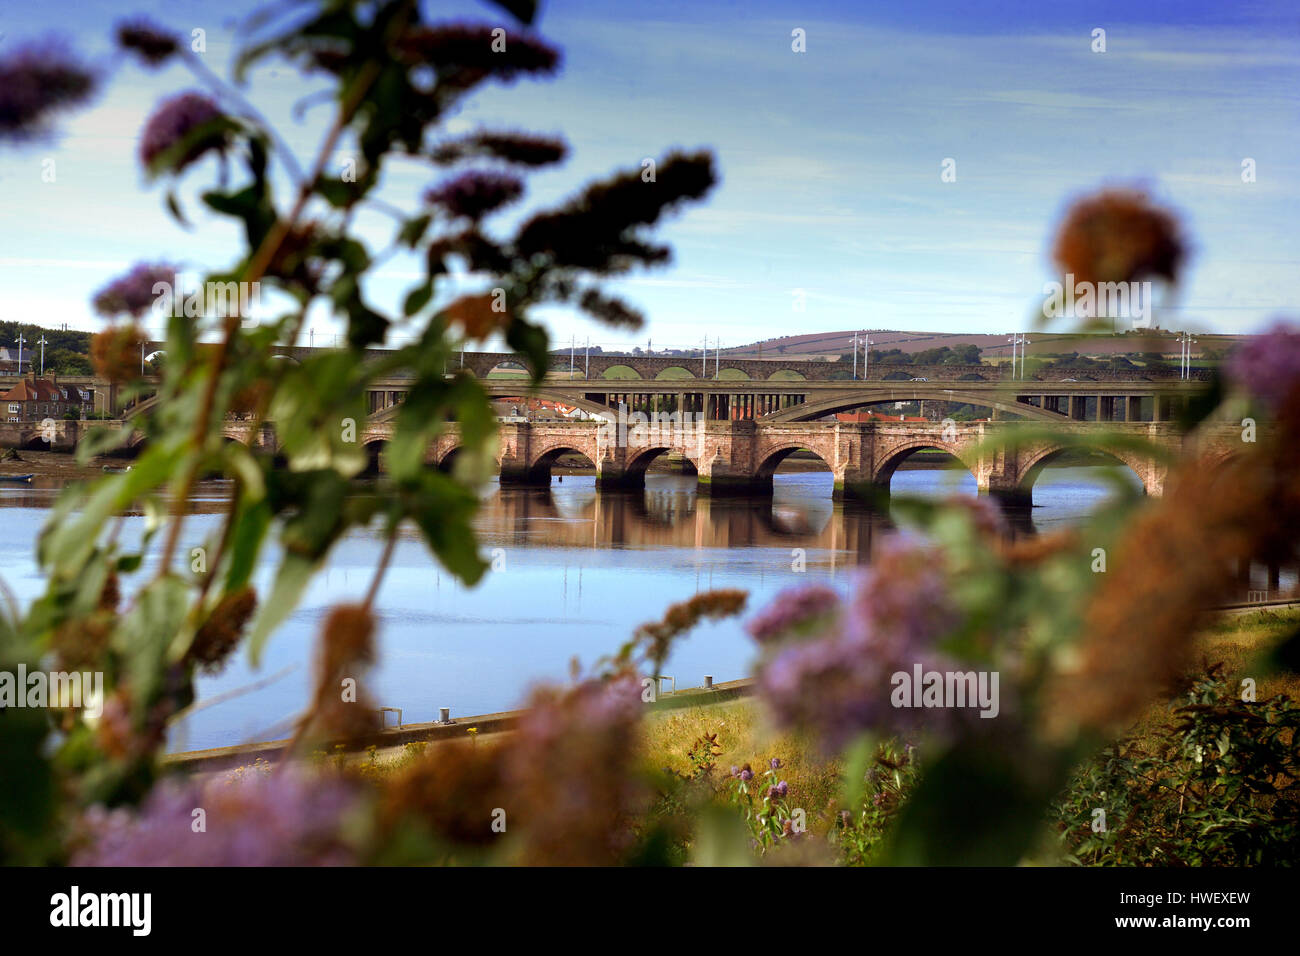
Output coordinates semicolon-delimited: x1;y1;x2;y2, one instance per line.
852;331;858;380
16;333;24;375
38;335;47;376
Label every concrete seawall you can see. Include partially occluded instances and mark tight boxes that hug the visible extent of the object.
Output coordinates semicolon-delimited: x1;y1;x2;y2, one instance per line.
164;677;754;775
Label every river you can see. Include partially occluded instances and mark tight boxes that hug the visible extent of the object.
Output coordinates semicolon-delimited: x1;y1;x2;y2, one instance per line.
1;463;1279;752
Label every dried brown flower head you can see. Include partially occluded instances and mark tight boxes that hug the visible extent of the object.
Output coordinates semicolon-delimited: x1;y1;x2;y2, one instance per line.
633;588;748;670
1052;188;1186;286
995;529;1080;568
188;588;258;673
90;324;149;384
444;292;509;340
502;671;646;865
1043;407;1300;741
379;741;507;848
298;603;378;745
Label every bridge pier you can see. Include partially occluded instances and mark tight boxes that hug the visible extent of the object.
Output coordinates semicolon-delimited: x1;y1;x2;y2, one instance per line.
980;473;1033;507
696;454;771;496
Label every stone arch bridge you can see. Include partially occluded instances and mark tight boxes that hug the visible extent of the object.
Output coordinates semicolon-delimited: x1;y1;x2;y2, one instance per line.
222;416;1248;504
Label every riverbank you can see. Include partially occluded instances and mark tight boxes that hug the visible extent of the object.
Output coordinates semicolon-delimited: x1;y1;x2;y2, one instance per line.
0;448;126;481
177;608;1300;781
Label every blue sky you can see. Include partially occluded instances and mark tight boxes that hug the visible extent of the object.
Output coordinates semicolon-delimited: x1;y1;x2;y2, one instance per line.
0;0;1297;352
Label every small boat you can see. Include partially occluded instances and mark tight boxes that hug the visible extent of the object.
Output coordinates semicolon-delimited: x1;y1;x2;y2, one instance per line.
0;474;34;483
102;465;132;473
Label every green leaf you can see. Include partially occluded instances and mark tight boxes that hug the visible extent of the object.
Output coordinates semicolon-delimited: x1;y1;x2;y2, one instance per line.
408;470;488;585
403;281;433;318
223;496;272;594
201;183;275;251
112;575;191;708
505;317;550;384
39;440;187;581
883;740;1071;866
399;214;431;249
690;805;755;867
246;552;318;667
841;734;878;812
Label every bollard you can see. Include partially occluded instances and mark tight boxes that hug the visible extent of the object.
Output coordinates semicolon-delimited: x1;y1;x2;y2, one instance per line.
440;707;451;724
704;675;714;690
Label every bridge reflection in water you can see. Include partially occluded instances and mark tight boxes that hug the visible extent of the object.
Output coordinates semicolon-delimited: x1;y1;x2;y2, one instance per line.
4;469;1293;754
480;467;1084;560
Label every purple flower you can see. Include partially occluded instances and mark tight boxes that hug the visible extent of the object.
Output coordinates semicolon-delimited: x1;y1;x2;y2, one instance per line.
116;19;179;67
745;584;841;643
769;757;782;770
397;24;561;80
0;39;97;141
739;766;754;782
1227;321;1300;413
753;535;962;753
776;780;789;798
431;130;567;168
505;671;645;865
139;91;229;174
92;263;177;318
73;767;360;866
729;765;739;778
425;170;524;221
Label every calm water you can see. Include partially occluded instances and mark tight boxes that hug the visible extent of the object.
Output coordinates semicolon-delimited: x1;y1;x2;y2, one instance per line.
0;465;1162;752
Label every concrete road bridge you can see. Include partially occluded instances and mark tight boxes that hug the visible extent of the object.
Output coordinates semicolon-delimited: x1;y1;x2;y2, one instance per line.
125;343;1206;426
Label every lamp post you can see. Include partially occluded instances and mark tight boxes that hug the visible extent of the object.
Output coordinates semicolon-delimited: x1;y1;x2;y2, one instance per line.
1178;331;1197;379
16;332;24;375
38;335;47;376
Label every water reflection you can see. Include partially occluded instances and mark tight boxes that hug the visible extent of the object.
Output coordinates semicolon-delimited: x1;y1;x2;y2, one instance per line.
0;466;1291;753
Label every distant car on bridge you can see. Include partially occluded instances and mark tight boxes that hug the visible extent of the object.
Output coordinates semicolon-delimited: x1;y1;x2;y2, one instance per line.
910;377;928;382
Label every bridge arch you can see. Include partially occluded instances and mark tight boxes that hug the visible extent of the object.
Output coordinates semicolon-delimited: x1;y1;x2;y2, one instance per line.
485;360;529;379
435;444;462;471
766;390;1064;423
625;446;698;480
874;439;978;489
756;443;833;481
361;437;388;476
526;444;597;483
1016;444;1150;496
600;365;642;380
654;366;695;381
767;369;807;381
716;367;751;381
